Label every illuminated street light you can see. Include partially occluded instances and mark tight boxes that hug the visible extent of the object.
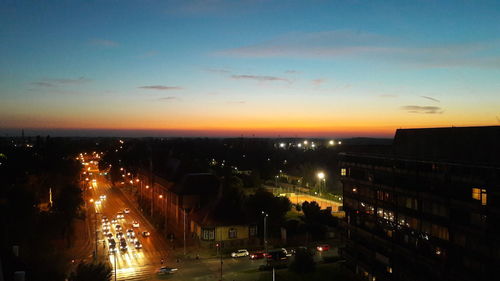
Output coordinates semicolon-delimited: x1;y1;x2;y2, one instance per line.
279;143;285;148
145;185;149;189
89;199;94;203
159;194;163;199
303;140;308;145
338;141;342;145
329;140;335;145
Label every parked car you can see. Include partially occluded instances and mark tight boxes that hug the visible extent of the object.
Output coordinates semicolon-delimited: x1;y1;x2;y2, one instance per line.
250;252;267;259
231;249;249;258
142;231;150;237
316;244;330;252
157;267;178;275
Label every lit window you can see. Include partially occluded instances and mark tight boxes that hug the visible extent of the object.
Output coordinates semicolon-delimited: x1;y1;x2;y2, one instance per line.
472;188;481;200
472;188;487;206
481;189;487;206
387;266;392;273
341;168;347;176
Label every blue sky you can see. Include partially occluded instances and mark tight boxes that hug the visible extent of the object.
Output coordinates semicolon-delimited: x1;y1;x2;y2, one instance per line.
1;0;500;137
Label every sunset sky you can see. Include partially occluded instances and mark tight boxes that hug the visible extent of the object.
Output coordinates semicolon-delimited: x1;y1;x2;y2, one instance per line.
1;0;500;137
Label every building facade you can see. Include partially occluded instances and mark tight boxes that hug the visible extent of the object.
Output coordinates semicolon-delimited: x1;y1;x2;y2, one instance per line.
339;126;500;281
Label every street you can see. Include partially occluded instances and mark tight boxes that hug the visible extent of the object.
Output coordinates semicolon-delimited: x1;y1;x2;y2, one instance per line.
84;170;270;280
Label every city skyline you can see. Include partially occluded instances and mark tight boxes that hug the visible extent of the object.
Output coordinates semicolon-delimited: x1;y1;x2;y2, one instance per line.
2;0;500;137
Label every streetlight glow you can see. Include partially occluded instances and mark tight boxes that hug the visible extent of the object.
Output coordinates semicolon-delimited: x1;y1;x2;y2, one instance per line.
317;172;325;179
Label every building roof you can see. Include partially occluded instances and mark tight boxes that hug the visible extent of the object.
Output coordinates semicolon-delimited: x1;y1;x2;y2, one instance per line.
393;126;500;166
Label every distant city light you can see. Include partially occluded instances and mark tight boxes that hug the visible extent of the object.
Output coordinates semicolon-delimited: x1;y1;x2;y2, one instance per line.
279;143;285;148
329;140;335;145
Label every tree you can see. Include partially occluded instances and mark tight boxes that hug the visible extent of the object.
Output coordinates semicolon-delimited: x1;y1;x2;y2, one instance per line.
69;262;112;281
244;188;291;230
289;248;315;274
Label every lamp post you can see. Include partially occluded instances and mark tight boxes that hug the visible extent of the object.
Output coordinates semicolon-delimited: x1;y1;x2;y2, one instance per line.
262;211;269;254
317;172;325;196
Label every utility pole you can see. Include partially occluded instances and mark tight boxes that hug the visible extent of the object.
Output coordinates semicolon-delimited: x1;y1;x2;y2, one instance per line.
183;209;186;256
262;211;269;254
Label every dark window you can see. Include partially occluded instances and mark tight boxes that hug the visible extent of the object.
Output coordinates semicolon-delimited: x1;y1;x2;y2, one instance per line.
202;228;215;240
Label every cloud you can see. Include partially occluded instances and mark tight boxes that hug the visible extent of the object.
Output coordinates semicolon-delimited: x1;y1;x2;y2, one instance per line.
379;94;397;98
312;78;326;86
231;74;290;83
31;81;54;87
31;77;90;88
285;70;300;74
90;39;119;47
205;68;231;74
216;29;500;69
157;96;178;101
401;105;443;114
139;85;183;90
420;95;440;102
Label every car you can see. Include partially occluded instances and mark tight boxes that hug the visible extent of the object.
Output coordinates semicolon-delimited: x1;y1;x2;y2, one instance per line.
116;212;124;219
249;252;267;259
126;229;135;237
134;241;142;249
124;208;130;214
100;195;106;200
142;231;150;237
116;232;124;239
316;244;330;252
157;267;178;275
132;221;140;228
111;218;117;224
108;238;116;246
231;249;249;258
109;244;117;253
115;224;122;230
106;232;113;238
101;216;108;222
95;200;101;205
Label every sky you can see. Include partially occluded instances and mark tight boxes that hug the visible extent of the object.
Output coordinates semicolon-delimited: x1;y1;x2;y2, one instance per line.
1;0;500;138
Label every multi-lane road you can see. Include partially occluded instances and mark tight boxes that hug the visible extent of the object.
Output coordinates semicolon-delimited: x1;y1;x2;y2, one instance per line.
83;172;269;280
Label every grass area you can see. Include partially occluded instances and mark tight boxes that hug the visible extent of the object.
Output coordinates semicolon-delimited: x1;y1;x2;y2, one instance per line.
256;263;360;281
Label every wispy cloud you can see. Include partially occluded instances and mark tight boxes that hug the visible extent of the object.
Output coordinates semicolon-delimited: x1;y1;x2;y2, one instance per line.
420;95;440;102
139;85;183;90
31;77;91;87
312;78;326;86
231;74;290;83
30;81;54;87
217;29;500;69
90;39;119;47
285;70;300;74
401;105;443;114
205;68;231;74
157;96;178;101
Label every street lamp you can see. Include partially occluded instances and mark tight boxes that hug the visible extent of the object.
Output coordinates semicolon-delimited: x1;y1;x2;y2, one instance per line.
261;211;269;254
317;172;325;195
